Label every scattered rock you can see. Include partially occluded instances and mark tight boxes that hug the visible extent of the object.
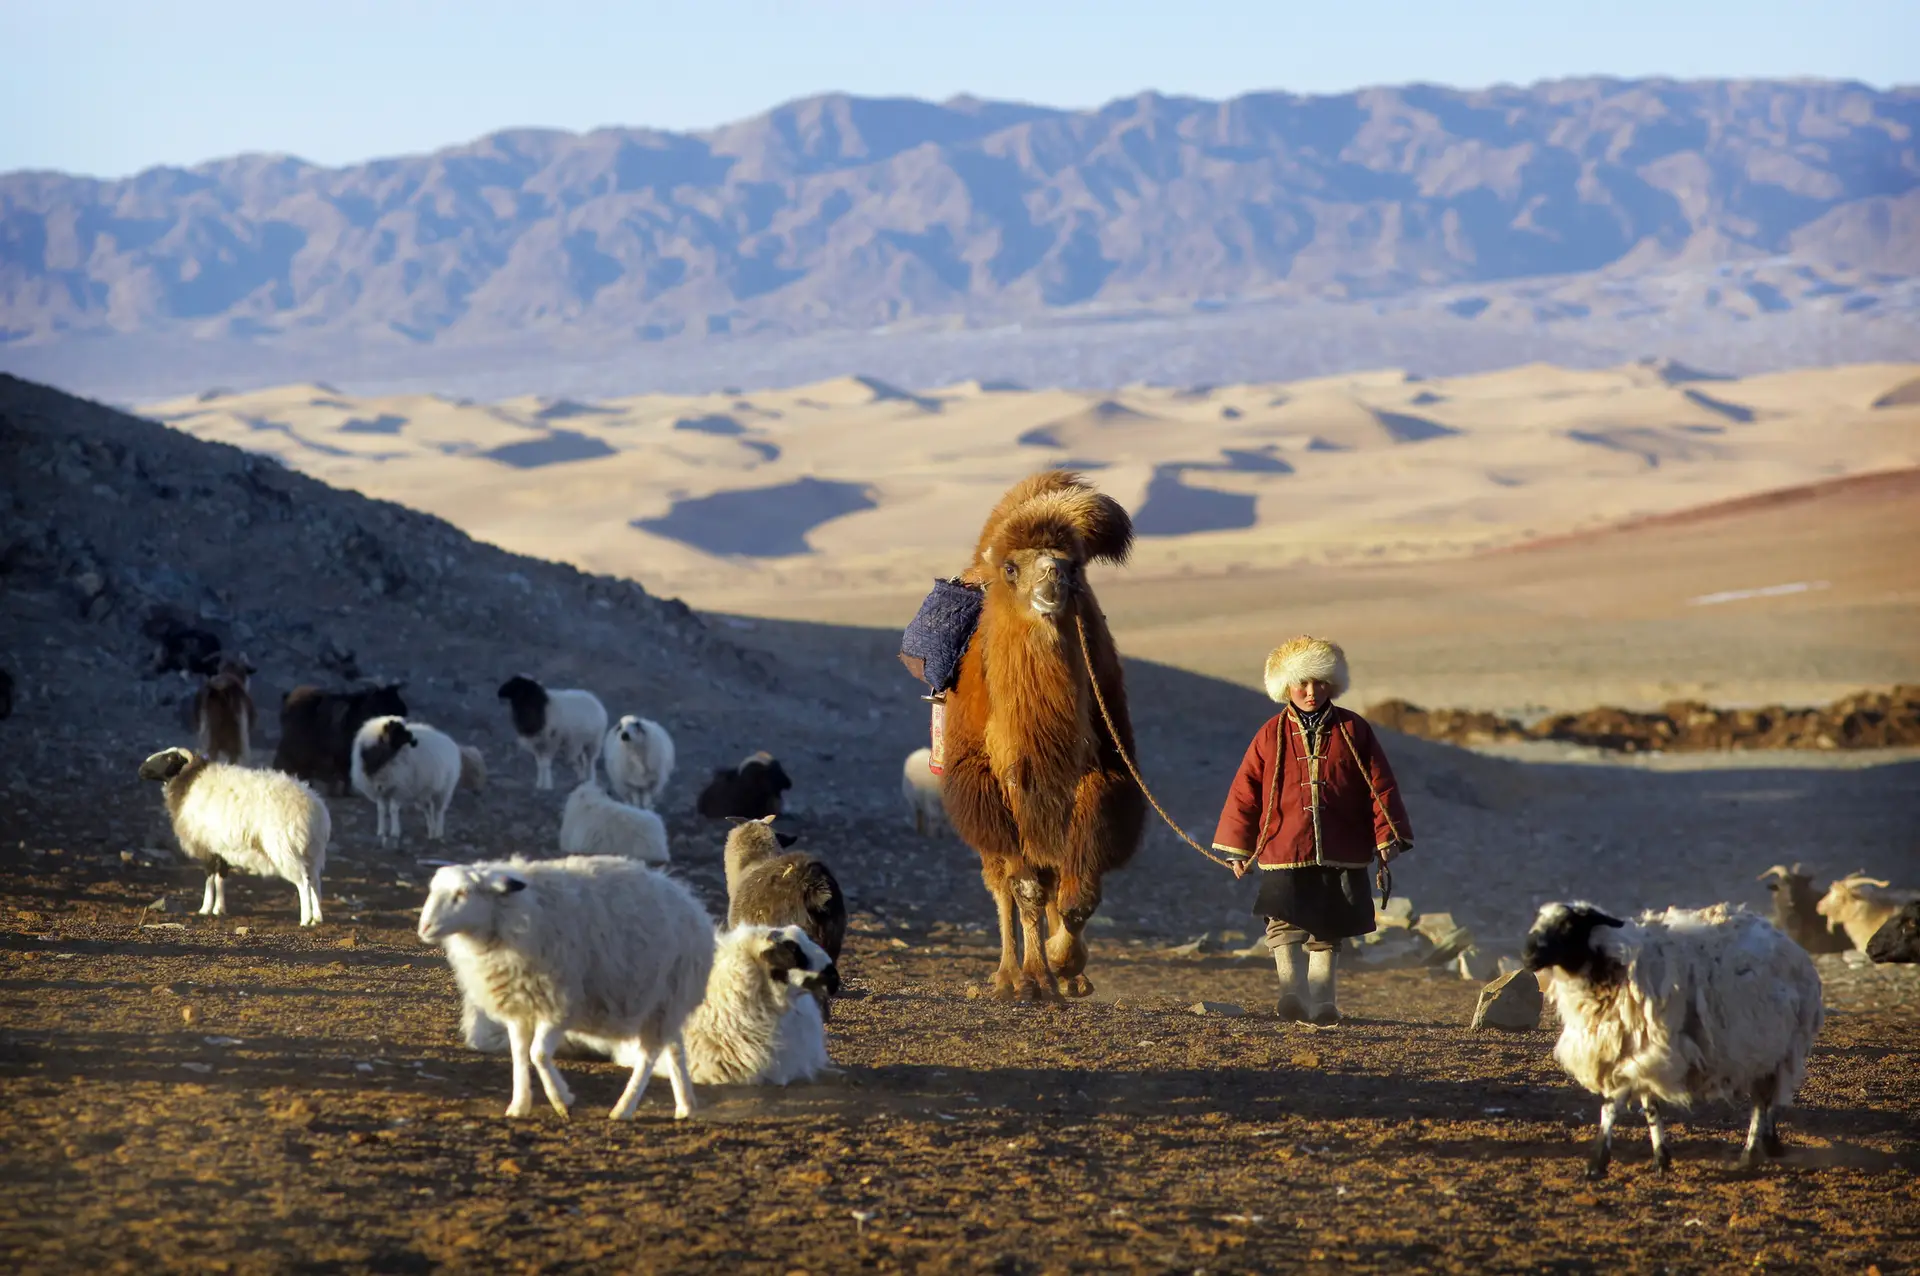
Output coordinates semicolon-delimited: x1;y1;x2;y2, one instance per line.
1164;935;1209;957
147;896;187;913
1375;897;1415;929
1454;946;1502;982
1189;1001;1245;1017
179;1006;197;1025
1470;968;1543;1032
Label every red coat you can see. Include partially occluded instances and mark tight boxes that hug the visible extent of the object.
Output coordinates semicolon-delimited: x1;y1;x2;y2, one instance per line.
1211;706;1413;871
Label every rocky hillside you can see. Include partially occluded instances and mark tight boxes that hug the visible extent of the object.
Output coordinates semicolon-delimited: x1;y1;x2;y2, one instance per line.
3;80;1915;352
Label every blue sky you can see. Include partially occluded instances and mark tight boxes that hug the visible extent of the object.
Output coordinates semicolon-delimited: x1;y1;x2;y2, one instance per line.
3;0;1913;177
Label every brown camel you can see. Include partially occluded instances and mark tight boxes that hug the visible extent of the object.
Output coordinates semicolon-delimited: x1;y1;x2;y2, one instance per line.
940;471;1146;1000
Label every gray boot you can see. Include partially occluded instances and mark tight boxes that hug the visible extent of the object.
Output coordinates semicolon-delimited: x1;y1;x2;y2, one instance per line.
1272;941;1309;1022
1307;945;1339;1025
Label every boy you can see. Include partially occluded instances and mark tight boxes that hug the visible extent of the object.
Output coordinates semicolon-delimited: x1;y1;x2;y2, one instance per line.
1212;636;1412;1024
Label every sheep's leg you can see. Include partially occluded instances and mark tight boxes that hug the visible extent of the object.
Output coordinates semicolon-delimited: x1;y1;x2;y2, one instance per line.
302;869;323;926
199;872;219;916
505;1019;535;1118
609;1042;658;1121
528;1021;574;1118
1587;1095;1624;1180
1643;1097;1670;1172
386;801;403;846
660;1036;697;1120
1013;875;1059;1002
1757;1074;1785;1158
536;753;553;790
211;873;228;917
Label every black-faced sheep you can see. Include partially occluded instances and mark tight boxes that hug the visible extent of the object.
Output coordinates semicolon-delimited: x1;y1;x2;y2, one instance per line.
497;676;607;790
138;747;331;926
559;780;671;864
1865;901;1920;963
1816;874;1920;950
418;856;714;1119
350;716;464;845
1757;864;1850;954
696;750;793;820
1524;901;1824;1178
272;682;408;795
143;609;225;677
603;715;675;809
193;655;259;764
723;815;846;1014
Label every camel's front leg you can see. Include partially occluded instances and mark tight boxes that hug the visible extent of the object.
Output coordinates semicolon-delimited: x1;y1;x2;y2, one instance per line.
1045;900;1093;998
980;855;1025;999
1013;875;1060;1002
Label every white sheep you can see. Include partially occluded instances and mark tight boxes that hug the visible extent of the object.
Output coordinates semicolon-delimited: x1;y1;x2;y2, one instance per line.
350;715;463;845
467;922;837;1086
603;715;676;809
418;855;714;1119
559;780;671;864
138;747;330;926
1815;874;1920;950
497;676;607;789
458;744;488;793
901;746;946;836
1524;901;1824;1178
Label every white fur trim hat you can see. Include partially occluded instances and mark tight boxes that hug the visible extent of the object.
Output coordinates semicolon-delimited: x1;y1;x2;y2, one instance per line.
1264;636;1350;702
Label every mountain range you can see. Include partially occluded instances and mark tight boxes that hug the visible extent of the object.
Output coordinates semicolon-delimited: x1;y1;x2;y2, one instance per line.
3;78;1918;399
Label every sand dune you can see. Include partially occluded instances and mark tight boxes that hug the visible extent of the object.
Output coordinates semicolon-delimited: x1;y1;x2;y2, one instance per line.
146;360;1920;707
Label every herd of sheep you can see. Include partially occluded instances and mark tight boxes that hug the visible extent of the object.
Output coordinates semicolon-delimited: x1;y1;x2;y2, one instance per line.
117;654;1920;1169
139;666;855;1117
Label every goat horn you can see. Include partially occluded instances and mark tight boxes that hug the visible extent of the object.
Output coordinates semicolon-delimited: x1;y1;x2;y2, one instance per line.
1757;865;1790;882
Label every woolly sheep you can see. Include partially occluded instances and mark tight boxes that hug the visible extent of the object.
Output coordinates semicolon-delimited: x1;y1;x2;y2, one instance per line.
138;747;331;926
559;780;671;865
498;676;607;790
696;750;793;820
603;715;675;809
901;746;946;836
351;716;464;845
419;855;714;1119
469;923;838;1086
458;744;488;793
724;816;846;1015
192;654;258;764
1757;864;1850;954
274;682;408;795
1865;901;1920;963
1524;901;1824;1178
1815;874;1920;950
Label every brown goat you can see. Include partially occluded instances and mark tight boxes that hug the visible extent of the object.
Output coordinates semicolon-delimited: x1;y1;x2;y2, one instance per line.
193;655;258;764
940;471;1145;1000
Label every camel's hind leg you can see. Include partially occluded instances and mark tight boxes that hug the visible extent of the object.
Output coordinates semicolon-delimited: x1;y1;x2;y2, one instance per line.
980;855;1025;1000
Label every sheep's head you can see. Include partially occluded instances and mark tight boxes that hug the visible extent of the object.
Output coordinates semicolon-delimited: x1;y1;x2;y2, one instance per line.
138;747;198;783
1865;901;1920;964
357;715;416;778
497;676;546;736
1523;901;1627;977
616;715;644;744
1816;874;1893;921
417;865;525;944
760;925;840;998
724;814;796;867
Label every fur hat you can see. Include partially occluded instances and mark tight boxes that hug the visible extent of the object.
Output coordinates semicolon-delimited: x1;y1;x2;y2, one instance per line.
1264;636;1349;702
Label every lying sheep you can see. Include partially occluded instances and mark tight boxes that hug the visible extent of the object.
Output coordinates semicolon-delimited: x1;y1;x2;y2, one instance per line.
724;815;846;1014
138;747;331;926
696;750;793;820
273;682;408;795
1758;864;1850;954
498;675;607;790
1865;901;1920;963
193;656;259;764
419;856;714;1119
467;923;838;1086
604;715;675;809
1524;900;1824;1178
351;716;463;845
901;746;946;836
1816;874;1920;950
559;780;670;865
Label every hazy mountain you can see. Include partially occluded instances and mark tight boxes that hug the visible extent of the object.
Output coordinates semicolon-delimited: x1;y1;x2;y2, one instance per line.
2;79;1917;398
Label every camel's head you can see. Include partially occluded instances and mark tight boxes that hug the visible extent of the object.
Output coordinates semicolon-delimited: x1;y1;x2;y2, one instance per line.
976;471;1133;624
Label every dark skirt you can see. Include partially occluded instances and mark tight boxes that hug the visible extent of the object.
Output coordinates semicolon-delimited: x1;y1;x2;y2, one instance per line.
1254;865;1377;940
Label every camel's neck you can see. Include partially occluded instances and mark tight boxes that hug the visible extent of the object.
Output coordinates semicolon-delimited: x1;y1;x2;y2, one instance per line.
982;598;1095;828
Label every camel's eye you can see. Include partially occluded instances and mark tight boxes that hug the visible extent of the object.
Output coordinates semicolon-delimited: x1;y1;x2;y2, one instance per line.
1002;560;1018;582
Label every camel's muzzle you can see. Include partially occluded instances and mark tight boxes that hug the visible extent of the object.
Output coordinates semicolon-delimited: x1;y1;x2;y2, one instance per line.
1029;558;1080;616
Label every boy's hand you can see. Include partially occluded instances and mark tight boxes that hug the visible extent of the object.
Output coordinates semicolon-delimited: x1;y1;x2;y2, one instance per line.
1379;840;1406;863
1228;856;1251;879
